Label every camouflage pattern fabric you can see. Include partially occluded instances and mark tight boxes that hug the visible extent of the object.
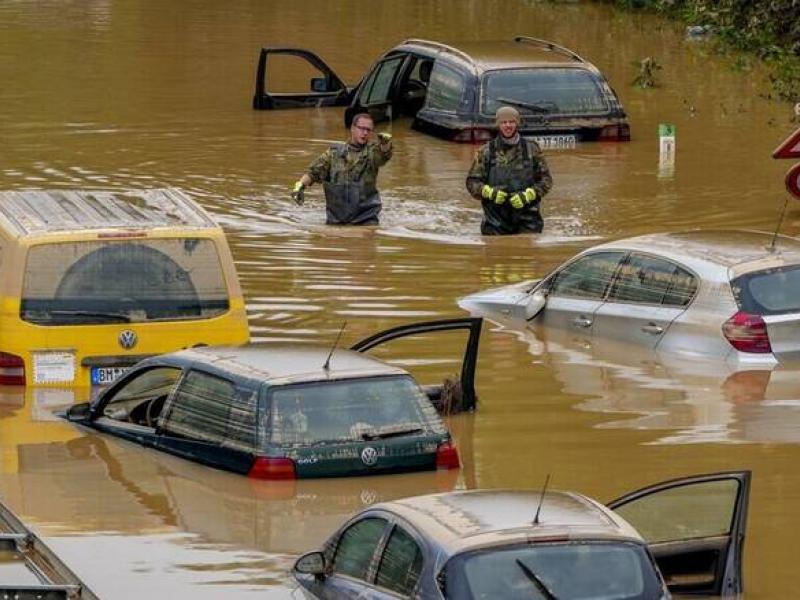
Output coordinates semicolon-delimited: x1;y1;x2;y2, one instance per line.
466;137;553;235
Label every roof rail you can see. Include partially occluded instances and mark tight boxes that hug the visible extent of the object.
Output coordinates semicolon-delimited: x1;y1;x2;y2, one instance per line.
401;38;474;65
514;36;586;62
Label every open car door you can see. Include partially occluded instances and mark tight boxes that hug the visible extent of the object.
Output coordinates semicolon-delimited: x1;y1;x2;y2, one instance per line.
607;471;750;596
252;47;350;110
350;317;482;412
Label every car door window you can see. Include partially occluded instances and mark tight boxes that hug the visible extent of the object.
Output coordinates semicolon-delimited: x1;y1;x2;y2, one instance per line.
549;252;625;299
375;525;423;595
160;371;244;445
608;254;696;306
359;56;405;106
332;517;388;581
612;478;740;543
101;367;181;425
426;62;467;112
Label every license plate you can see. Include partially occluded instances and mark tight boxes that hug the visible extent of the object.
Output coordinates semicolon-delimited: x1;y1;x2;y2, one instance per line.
530;135;577;149
91;366;127;386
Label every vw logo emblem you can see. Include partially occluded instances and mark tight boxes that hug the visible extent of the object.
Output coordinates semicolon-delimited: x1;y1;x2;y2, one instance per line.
361;446;378;467
118;329;138;350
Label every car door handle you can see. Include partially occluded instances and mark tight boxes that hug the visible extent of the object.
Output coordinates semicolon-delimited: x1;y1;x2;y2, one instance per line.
572;316;593;328
641;323;664;335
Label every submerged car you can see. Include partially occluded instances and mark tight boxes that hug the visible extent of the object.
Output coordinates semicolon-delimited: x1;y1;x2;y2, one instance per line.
0;188;249;388
293;471;750;599
460;230;800;364
63;318;482;479
253;37;630;146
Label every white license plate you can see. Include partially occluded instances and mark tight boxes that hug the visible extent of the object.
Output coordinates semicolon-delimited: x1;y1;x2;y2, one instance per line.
530;135;577;149
91;366;127;386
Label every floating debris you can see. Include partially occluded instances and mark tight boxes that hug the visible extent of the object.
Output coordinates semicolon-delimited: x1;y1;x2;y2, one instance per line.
633;57;662;88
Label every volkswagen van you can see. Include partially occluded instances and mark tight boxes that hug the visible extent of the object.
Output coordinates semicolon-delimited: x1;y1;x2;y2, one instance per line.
0;189;249;387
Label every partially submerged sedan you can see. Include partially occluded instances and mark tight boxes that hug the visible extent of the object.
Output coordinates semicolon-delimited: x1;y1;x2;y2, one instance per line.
253;37;630;146
293;471;750;599
460;230;800;364
62;318;481;479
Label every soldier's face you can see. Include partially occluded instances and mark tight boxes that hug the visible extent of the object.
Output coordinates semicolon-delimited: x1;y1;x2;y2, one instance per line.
498;118;518;139
350;118;374;145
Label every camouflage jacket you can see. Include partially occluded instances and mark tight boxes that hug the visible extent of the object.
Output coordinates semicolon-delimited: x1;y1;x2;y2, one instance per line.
465;136;553;200
306;140;393;191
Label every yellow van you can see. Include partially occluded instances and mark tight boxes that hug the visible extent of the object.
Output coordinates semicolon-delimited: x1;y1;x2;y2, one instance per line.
0;189;250;387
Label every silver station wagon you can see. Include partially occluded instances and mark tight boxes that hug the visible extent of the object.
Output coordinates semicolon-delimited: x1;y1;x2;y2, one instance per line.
460;231;800;364
293;471;750;599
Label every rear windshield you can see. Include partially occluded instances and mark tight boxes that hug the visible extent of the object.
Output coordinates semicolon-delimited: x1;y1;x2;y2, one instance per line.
482;68;609;116
21;239;229;325
445;541;663;600
732;266;800;316
265;375;446;447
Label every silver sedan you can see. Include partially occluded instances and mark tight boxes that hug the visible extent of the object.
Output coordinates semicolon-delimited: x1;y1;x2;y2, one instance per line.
460;230;800;364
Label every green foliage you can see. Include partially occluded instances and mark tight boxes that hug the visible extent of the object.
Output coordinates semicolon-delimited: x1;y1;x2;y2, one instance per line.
604;0;800;100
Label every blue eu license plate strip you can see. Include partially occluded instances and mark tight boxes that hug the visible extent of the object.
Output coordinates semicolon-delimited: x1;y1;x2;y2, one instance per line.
91;366;127;386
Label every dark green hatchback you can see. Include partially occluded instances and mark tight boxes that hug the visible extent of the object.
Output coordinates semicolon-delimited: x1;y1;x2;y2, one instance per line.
62;318;481;479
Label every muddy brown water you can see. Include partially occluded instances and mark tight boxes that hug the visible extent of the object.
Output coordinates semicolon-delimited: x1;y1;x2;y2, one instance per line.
2;1;799;597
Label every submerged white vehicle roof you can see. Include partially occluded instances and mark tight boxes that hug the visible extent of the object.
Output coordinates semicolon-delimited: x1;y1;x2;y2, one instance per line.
0;188;217;237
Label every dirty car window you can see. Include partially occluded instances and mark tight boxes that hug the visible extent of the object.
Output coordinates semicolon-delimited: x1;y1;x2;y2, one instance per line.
21;239;229;325
266;376;444;446
732;265;800;315
446;542;661;600
482;68;608;116
549;252;624;300
426;62;467;112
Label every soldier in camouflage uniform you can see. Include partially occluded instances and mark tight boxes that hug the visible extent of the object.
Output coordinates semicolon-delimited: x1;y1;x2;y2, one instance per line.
291;113;393;225
466;106;553;235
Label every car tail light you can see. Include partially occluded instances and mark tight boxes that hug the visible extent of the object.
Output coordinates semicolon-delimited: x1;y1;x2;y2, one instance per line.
453;128;493;143
436;441;460;469
0;352;25;385
249;457;296;480
722;311;772;354
598;123;631;141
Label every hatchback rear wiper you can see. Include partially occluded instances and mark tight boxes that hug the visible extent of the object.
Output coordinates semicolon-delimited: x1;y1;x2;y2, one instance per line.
498;97;559;114
27;310;132;323
361;427;424;440
515;558;559;600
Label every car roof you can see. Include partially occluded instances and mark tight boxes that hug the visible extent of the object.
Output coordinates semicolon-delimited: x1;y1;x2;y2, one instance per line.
157;344;409;386
374;489;643;557
586;230;800;276
395;38;590;73
0;188;217;237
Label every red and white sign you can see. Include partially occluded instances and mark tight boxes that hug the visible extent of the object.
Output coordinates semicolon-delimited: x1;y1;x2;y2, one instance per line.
773;128;800;159
786;163;800;200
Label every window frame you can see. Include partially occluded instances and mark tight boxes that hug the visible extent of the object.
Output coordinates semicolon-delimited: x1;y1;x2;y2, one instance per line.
605;252;699;308
374;522;426;596
330;516;392;585
358;54;407;107
546;251;628;301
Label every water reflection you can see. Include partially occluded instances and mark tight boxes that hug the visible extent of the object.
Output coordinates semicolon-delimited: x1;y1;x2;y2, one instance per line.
482;320;800;446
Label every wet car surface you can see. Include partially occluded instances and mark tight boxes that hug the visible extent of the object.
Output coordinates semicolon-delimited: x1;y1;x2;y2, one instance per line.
293;471;750;599
253;37;630;145
460;230;800;364
61;319;481;479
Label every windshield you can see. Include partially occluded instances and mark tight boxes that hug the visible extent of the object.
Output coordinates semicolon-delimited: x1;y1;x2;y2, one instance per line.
21;239;229;325
482;68;609;116
732;265;800;316
266;375;446;446
445;541;663;600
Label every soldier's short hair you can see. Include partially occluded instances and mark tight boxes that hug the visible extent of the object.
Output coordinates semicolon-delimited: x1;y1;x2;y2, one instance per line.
351;113;373;128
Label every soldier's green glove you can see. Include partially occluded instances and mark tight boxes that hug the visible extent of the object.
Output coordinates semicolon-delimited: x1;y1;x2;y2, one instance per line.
291;181;305;205
509;193;525;210
523;187;537;204
378;132;392;143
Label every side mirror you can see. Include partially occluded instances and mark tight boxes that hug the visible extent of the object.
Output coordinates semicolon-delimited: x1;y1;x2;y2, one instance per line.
65;403;90;422
525;289;547;320
310;77;331;93
294;551;326;577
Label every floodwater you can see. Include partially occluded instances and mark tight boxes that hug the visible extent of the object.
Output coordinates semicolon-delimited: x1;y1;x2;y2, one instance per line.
1;0;799;597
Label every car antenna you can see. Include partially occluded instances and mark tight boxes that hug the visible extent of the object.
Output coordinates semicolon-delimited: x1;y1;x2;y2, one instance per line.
769;196;790;253
532;473;551;525
323;321;347;371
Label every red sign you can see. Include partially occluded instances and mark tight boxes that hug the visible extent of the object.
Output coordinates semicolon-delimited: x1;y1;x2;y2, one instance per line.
773;128;800;159
786;163;800;200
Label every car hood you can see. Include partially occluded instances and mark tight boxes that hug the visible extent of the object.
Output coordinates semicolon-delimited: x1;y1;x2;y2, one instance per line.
458;279;539;313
